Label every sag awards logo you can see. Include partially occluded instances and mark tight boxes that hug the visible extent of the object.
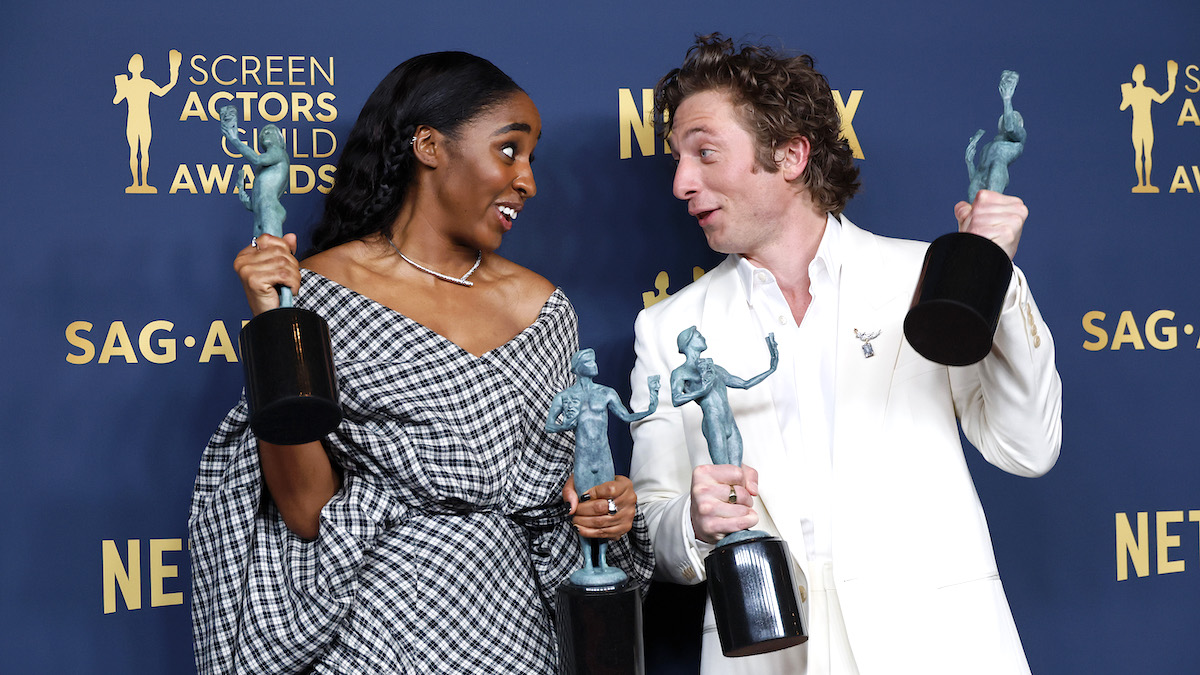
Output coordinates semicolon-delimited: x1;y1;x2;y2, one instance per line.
1081;309;1200;352
1119;59;1200;194
112;49;340;196
76;50;345;366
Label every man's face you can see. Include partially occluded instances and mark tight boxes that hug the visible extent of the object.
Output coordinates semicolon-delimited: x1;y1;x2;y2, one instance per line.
669;90;793;256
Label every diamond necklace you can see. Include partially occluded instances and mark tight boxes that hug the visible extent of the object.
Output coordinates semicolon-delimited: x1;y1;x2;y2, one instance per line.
385;236;481;287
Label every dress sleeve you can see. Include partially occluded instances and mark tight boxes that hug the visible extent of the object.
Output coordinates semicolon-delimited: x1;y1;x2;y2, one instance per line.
188;399;406;674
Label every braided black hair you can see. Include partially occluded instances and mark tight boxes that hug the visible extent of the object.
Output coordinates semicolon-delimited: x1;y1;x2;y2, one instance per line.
310;52;524;253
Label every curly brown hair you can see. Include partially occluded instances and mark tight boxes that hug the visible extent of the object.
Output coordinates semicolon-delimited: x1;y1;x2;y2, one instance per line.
655;34;860;214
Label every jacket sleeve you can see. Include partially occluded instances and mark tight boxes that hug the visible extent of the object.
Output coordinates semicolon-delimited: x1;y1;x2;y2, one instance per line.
951;265;1062;477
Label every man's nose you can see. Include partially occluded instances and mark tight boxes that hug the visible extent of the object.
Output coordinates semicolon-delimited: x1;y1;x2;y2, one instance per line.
673;160;697;201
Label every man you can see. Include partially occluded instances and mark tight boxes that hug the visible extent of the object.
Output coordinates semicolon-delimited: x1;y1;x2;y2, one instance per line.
628;34;1061;674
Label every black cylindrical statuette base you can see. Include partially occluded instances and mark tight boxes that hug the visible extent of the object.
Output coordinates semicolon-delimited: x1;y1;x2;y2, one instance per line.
239;307;341;445
556;579;644;675
705;536;806;657
904;232;1013;367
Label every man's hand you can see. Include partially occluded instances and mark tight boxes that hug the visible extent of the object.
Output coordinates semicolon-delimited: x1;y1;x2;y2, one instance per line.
690;463;760;544
955;189;1028;260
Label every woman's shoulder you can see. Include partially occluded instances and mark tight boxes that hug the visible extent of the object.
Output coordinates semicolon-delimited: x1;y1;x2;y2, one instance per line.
484;253;560;317
300;239;399;296
300;241;362;281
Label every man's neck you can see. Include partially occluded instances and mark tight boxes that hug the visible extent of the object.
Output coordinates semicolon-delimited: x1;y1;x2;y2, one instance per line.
742;205;827;299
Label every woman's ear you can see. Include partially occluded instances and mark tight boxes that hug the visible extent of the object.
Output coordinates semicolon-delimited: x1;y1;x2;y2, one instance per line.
411;125;440;169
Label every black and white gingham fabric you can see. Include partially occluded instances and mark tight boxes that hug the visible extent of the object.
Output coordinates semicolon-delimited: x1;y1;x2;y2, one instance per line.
190;269;653;674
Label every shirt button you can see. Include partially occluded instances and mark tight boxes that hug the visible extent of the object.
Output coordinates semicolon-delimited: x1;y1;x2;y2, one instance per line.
756;271;770;283
778;315;788;325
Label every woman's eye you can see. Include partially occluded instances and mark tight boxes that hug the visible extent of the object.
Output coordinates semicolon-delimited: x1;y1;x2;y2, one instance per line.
502;145;516;159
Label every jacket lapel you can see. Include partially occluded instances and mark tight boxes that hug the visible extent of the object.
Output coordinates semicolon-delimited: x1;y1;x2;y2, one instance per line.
832;217;916;462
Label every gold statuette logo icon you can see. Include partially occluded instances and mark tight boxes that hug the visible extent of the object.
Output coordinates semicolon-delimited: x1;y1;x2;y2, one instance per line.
1121;60;1179;193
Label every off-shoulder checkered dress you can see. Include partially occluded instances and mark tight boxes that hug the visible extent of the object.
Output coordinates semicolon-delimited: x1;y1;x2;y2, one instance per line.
190;270;652;674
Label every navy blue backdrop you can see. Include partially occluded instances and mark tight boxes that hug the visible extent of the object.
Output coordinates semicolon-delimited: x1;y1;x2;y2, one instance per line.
3;1;1199;672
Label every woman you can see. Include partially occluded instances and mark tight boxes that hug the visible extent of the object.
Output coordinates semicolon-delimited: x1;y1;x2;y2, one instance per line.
189;52;653;674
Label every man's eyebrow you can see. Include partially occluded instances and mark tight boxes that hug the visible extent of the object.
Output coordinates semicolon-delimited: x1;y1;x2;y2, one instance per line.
677;124;715;142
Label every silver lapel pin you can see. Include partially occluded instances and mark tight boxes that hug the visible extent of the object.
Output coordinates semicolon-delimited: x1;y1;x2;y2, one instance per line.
854;328;881;358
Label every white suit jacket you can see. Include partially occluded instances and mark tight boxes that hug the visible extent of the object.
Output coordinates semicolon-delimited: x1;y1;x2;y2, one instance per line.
629;215;1062;674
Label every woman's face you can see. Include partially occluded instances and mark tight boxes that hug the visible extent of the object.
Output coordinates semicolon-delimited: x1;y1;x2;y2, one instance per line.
433;91;541;251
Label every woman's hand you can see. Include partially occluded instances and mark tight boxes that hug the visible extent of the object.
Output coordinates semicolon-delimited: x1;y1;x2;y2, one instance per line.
233;232;300;316
563;475;636;540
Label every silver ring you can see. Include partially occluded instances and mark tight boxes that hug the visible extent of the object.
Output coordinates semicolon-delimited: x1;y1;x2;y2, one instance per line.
251;236;258;249
607;498;618;515
728;486;738;504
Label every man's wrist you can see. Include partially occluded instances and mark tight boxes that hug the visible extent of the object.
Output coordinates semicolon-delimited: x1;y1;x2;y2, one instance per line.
682;501;717;557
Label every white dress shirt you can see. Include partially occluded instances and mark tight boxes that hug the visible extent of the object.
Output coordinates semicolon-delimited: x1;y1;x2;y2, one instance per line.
735;213;841;561
682;213;845;561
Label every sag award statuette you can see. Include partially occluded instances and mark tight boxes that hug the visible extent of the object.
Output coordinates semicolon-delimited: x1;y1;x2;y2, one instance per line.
671;328;806;657
546;349;660;675
220;106;341;445
904;70;1024;366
